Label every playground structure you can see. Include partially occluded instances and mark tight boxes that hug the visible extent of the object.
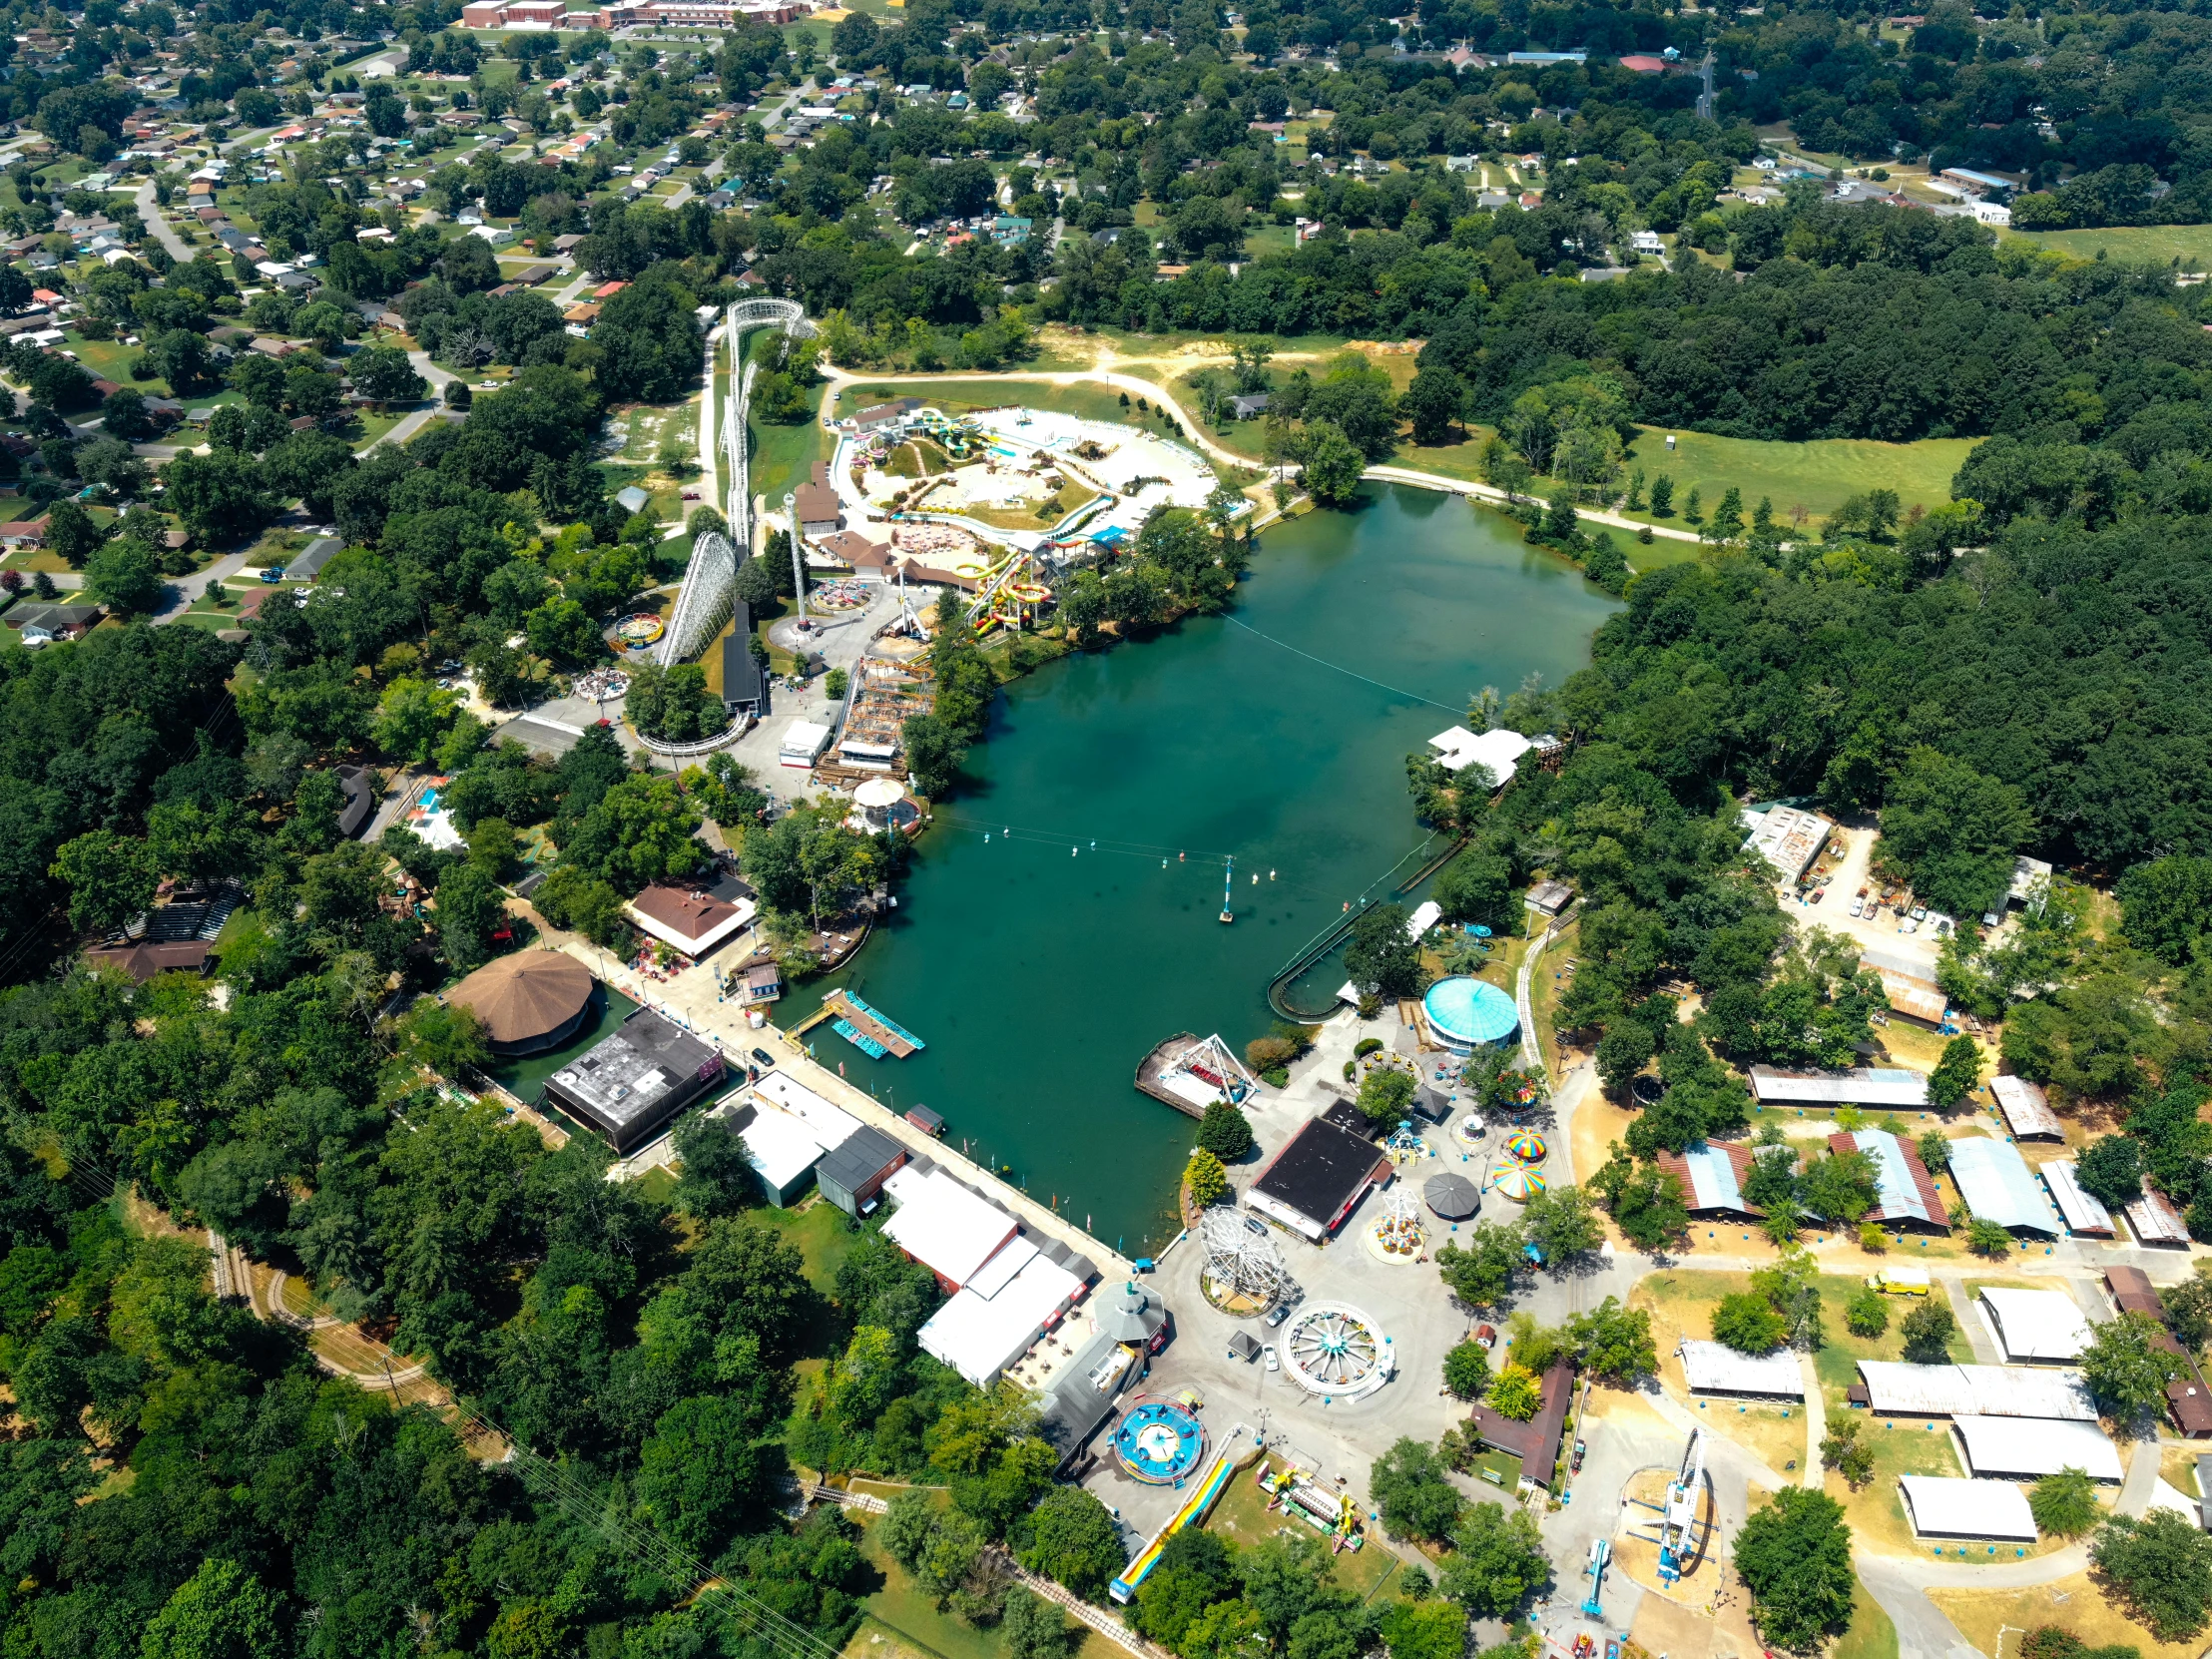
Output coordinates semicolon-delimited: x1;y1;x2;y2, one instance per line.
1111;1395;1207;1485
1279;1303;1392;1399
1109;1422;1260;1603
1256;1457;1364;1551
1198;1209;1291;1313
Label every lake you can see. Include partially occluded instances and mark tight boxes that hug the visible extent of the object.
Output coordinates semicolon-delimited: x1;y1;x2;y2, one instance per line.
782;485;1620;1253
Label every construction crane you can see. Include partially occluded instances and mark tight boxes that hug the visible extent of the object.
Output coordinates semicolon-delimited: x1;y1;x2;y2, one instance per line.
1659;1428;1707;1584
1580;1536;1609;1618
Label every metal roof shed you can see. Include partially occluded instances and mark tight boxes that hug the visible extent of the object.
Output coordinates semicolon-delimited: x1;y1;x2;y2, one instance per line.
816;1126;907;1218
1947;1137;2063;1235
1655;1142;1763;1217
1832;1128;1947;1229
736;1105;829;1208
1899;1475;2038;1541
1951;1413;2122;1481
1854;1361;2097;1421
1677;1340;1805;1398
2041;1162;2113;1236
2127;1189;2192;1248
1978;1288;2093;1364
1991;1075;2063;1139
1750;1065;1930;1108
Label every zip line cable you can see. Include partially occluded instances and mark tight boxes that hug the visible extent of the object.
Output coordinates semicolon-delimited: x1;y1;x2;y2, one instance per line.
1220;615;1465;715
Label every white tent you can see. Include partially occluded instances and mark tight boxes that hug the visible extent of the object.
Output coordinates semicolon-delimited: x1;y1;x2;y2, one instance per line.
1677;1340;1805;1397
1898;1475;2037;1540
1978;1288;2093;1363
1951;1413;2122;1481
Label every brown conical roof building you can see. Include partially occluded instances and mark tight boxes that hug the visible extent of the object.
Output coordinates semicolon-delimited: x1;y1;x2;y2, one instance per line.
445;951;597;1054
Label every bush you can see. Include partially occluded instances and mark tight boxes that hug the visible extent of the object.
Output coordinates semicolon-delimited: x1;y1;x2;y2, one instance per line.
1858;1221;1888;1253
1261;1067;1288;1087
1819;1417;1875;1487
1354;1037;1383;1059
1900;1300;1957;1365
1712;1292;1788;1354
2029;1467;2102;1539
1966;1217;2014;1258
1844;1288;1889;1337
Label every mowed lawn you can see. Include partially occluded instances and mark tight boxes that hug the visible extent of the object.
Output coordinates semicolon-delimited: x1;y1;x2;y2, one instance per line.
2004;223;2212;268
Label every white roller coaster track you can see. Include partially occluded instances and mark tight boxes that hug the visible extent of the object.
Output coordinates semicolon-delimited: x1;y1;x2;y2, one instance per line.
656;297;813;668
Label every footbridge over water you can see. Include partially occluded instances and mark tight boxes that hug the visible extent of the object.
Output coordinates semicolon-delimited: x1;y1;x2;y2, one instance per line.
656;297;814;668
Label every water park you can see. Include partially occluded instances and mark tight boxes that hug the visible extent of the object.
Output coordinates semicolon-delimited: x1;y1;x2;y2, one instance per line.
1110;1396;1208;1485
1109;1423;1260;1603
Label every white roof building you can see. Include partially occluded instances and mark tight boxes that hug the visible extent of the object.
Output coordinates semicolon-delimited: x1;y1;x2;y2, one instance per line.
1425;726;1536;787
751;1071;863;1149
1978;1288;2093;1364
1899;1475;2038;1540
738;1104;830;1203
1951;1413;2121;1481
1947;1137;2063;1235
779;719;833;768
1739;804;1835;881
917;1248;1083;1384
1855;1361;2097;1420
1677;1340;1805;1397
882;1165;1019;1288
1404;900;1441;941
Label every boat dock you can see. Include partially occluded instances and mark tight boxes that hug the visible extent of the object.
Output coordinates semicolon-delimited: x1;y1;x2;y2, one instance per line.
824;988;925;1058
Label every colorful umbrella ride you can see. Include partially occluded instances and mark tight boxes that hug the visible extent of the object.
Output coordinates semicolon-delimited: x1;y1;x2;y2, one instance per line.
1505;1131;1548;1165
1491;1164;1546;1202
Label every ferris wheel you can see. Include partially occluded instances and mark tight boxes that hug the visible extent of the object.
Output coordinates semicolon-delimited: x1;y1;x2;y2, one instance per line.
1200;1209;1290;1307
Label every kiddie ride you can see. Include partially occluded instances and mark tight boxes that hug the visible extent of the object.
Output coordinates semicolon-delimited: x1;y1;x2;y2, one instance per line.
1256;1458;1363;1553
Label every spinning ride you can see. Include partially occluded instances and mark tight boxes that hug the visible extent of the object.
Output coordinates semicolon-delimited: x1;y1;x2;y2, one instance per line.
1112;1396;1207;1484
1280;1302;1392;1399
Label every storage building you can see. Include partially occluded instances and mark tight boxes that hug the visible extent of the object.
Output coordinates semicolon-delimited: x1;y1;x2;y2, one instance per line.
1739;804;1835;881
1991;1075;2062;1140
728;1102;828;1207
2041;1162;2113;1237
1677;1340;1804;1398
1245;1101;1391;1242
779;719;833;769
816;1126;907;1218
1829;1128;1948;1231
1467;1359;1575;1477
1946;1137;2062;1235
542;1007;726;1154
1951;1413;2122;1481
1978;1288;2093;1364
1851;1361;2096;1421
752;1070;863;1150
1898;1475;2037;1541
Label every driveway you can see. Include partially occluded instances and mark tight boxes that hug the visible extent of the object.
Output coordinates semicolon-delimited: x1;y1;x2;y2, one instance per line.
149;550;253;625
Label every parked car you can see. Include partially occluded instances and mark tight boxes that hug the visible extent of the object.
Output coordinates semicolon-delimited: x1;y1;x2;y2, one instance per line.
1849;895;1864;917
750;1047;777;1070
1266;1301;1292;1328
1263;1345;1279;1373
259;566;285;582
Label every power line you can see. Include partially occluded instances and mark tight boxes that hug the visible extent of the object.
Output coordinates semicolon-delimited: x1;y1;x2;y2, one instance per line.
1220;615;1463;714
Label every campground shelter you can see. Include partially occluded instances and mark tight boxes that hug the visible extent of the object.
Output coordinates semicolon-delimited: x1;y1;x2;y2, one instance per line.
1828;1128;1948;1232
1677;1340;1804;1399
1755;1066;1931;1109
1850;1361;2095;1421
1898;1475;2038;1542
1991;1075;2062;1140
1946;1137;2062;1236
1654;1141;1764;1219
1977;1288;2092;1364
1951;1413;2121;1481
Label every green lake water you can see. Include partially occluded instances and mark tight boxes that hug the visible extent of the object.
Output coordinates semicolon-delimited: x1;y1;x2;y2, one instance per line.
783;485;1620;1255
494;983;642;1104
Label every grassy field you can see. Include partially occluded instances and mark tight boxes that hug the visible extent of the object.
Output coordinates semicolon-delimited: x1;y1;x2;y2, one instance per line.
1834;1583;1900;1659
834;378;1148;434
849;1507;1126;1659
2004;223;2212;267
749;382;830;514
1199;1468;1400;1600
1930;1571;2205;1659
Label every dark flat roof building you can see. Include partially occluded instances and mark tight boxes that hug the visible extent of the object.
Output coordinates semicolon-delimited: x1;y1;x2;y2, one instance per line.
542;1007;726;1154
1245;1099;1389;1242
722;601;765;717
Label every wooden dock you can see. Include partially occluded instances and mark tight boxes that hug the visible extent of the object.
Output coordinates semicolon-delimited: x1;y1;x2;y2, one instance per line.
1135;1031;1205;1118
824;989;920;1058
